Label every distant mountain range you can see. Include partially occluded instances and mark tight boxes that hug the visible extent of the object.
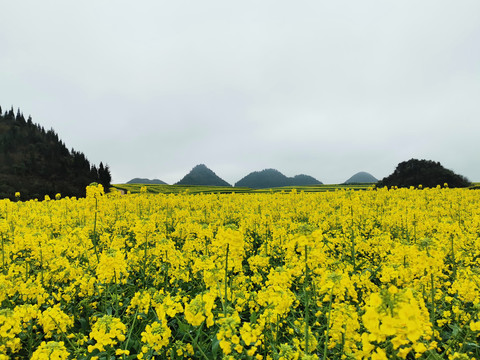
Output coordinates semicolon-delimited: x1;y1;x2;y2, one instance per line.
343;171;377;184
126;165;379;188
126;178;167;185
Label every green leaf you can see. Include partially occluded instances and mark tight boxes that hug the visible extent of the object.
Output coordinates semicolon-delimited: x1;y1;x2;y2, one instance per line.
211;338;220;359
177;319;191;334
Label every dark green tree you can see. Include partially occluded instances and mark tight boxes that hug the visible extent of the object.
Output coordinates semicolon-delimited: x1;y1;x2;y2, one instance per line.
0;106;112;200
377;159;470;189
98;162;112;190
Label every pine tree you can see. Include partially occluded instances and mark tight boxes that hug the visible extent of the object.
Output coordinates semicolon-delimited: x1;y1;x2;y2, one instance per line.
90;165;99;182
98;162;112;190
0;106;112;199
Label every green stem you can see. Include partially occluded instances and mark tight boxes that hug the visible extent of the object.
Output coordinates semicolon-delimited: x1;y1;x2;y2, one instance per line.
351;228;356;271
323;287;334;360
224;243;230;317
1;235;5;275
304;245;309;354
123;308;138;356
430;273;435;336
28;323;33;358
186;324;210;360
164;251;169;289
48;314;78;350
451;235;456;279
92;197;99;262
275;314;280;346
413;214;417;244
40;245;44;286
114;271;119;316
143;233;149;288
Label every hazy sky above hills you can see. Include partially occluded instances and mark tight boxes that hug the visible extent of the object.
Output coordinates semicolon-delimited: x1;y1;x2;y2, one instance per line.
1;1;480;184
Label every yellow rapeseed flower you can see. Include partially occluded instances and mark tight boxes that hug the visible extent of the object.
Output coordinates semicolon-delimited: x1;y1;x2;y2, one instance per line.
31;341;69;360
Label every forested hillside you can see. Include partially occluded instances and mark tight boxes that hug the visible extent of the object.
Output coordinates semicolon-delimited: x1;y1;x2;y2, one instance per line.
344;171;378;184
235;169;322;188
0;106;111;200
377;159;470;188
175;164;231;186
127;178;167;185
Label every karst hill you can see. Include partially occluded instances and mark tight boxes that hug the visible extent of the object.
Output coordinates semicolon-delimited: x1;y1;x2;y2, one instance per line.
175;164;231;186
127;178;167;185
344;171;378;184
235;169;322;188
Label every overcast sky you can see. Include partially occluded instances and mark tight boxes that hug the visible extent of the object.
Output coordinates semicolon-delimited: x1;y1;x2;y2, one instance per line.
1;1;480;185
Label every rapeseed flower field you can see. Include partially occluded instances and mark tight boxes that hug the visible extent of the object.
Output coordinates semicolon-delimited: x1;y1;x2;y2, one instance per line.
1;184;480;359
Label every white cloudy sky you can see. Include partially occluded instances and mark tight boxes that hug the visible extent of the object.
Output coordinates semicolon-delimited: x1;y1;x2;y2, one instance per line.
1;1;479;185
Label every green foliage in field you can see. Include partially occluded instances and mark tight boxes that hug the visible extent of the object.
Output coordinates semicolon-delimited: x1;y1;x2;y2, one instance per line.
112;183;374;195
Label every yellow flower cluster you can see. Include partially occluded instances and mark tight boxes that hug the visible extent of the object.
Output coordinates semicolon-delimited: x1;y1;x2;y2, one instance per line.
38;305;73;339
88;315;126;353
31;341;69;360
1;185;480;359
140;320;171;352
184;292;216;327
96;248;128;284
216;312;242;355
0;309;22;356
151;290;183;318
360;286;431;358
86;183;104;198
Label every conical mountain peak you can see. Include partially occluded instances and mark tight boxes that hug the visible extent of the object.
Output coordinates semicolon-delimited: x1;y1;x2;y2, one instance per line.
175;164;231;186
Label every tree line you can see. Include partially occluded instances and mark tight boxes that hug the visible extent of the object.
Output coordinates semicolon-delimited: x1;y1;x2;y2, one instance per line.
377;159;470;189
0;106;111;200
